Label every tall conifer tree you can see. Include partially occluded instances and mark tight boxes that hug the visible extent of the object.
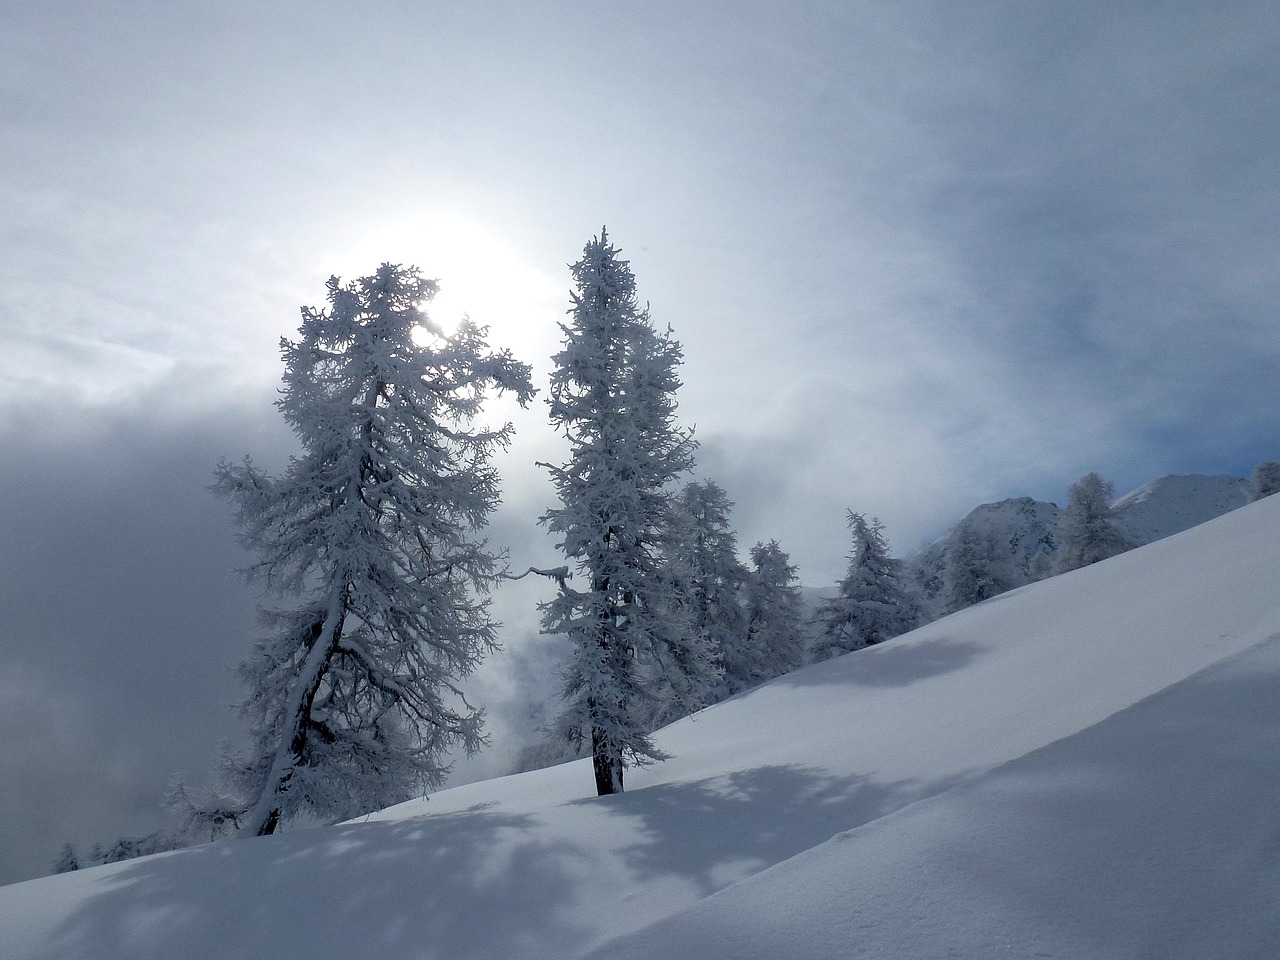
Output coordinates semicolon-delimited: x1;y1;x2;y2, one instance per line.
744;540;807;682
1054;472;1132;574
216;264;533;835
541;230;710;796
941;522;1011;613
673;480;752;700
1247;460;1280;502
811;513;918;660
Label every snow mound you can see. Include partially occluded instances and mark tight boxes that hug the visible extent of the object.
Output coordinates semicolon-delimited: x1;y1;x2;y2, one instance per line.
4;495;1280;959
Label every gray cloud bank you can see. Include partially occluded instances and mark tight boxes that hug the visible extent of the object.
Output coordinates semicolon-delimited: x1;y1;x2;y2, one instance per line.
0;403;265;882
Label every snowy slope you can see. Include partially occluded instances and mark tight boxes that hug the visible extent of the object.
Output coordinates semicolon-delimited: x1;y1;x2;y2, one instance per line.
4;495;1280;959
592;637;1280;960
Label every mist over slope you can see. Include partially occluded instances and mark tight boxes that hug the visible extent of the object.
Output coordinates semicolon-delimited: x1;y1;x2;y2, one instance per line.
3;493;1279;959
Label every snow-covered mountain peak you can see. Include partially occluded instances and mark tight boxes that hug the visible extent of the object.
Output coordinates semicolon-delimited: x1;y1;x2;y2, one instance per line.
1112;473;1250;544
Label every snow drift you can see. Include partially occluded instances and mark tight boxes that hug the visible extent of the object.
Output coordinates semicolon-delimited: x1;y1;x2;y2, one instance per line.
3;494;1280;959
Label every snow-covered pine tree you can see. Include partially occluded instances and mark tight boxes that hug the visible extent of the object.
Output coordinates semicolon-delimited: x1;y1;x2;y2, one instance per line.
1053;472;1132;574
90;833;181;866
671;480;753;700
1247;460;1280;502
56;780;244;871
810;512;918;661
744;540;807;682
540;230;713;796
941;521;1011;614
216;263;533;835
52;844;80;874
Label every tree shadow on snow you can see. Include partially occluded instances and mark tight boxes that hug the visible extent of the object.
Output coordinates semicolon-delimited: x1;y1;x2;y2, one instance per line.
775;636;986;689
578;763;972;898
37;802;592;960
38;763;977;960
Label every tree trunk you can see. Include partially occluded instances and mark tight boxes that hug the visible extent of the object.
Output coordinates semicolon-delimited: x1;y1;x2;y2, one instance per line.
242;598;346;836
591;719;623;796
259;808;281;837
589;566;625;797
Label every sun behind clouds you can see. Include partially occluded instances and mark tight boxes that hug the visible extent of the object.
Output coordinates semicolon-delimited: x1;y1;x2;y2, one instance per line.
315;213;563;359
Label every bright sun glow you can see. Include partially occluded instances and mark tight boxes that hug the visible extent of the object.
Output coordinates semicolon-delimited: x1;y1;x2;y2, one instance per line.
315;214;564;361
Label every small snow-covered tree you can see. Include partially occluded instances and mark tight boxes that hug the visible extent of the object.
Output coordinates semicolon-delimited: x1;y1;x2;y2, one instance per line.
744;540;806;682
1053;472;1132;574
92;832;182;865
811;513;918;661
1247;460;1280;502
216;263;533;835
672;480;753;699
941;522;1011;613
52;844;80;874
541;230;713;796
57;780;244;872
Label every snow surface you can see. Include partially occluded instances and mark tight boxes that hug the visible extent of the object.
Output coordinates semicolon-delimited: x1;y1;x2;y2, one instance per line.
4;494;1280;959
593;637;1280;959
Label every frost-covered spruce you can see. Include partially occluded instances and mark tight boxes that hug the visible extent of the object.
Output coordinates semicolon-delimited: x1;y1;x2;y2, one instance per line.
811;513;918;660
216;264;533;835
941;521;1011;614
1054;472;1133;574
670;481;752;702
540;230;711;796
1247;460;1280;502
744;540;807;682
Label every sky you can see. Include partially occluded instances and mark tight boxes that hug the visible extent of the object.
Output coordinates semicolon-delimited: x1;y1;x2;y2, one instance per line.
2;0;1278;884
